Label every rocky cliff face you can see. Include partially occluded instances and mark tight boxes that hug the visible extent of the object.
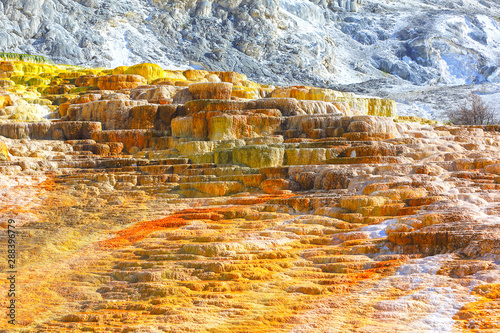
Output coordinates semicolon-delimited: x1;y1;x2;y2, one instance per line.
2;0;500;88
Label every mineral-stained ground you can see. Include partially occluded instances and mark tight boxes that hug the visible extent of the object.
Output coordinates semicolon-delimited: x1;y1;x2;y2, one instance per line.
0;59;499;332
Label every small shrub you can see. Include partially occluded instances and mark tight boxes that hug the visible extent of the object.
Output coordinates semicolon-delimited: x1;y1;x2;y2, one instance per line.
447;92;497;125
0;52;53;64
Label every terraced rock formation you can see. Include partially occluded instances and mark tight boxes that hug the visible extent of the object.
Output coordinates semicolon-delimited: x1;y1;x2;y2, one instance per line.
0;60;499;332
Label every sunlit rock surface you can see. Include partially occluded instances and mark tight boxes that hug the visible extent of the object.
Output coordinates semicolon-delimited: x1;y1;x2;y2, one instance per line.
0;59;499;332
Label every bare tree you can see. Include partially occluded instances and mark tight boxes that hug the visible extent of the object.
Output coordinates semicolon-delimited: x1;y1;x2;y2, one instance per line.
447;92;497;125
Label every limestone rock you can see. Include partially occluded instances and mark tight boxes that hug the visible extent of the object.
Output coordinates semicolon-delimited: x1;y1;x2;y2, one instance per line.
171;115;208;140
208;111;283;141
2;57;500;333
177;181;244;197
260;179;293;194
0;140;10;161
348;115;401;138
285;148;338;165
96;75;147;91
124;63;166;81
213;71;246;85
188;82;233;100
184;69;208;81
183;99;247;115
68;99;147;130
233;145;284;168
129;105;158;130
91;129;157;152
172;88;194;104
156;104;180;131
248;98;304;116
130;85;177;104
485;164;500;175
0;121;101;140
176;141;215;156
0;91;16;108
58;93;101;117
75;74;97;87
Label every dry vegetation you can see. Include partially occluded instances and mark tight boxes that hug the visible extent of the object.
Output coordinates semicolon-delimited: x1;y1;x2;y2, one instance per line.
447;92;498;125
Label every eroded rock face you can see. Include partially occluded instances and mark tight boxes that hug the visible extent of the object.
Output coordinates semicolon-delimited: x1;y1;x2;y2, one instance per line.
2;0;499;92
188;82;233;100
1;59;500;332
0;140;9;160
96;74;147;90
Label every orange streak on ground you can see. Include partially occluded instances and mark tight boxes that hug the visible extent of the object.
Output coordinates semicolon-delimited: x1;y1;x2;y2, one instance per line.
99;215;188;249
227;193;296;205
37;178;57;190
100;194;294;249
98;206;244;249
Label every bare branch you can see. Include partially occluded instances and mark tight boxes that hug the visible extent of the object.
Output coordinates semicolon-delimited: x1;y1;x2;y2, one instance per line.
446;92;497;125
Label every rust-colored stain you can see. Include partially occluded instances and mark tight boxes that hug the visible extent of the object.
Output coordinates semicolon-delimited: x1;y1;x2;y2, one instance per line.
99;193;294;249
99;206;242;249
99;214;188;249
37;178;57;191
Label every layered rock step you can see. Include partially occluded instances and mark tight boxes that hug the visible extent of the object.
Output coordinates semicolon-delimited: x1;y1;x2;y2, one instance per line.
0;121;101;140
2;59;500;332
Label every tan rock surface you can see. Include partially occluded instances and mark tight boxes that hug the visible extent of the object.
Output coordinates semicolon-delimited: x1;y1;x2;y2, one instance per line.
96;74;147;90
0;59;499;332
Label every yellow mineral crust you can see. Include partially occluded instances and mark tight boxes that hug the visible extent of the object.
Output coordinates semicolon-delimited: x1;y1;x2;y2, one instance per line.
0;140;9;160
270;85;396;117
1;55;500;333
125;63;166;82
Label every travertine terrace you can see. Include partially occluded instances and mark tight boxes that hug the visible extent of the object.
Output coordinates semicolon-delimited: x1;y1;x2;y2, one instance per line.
0;58;499;332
